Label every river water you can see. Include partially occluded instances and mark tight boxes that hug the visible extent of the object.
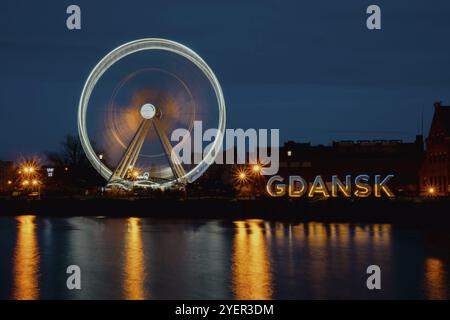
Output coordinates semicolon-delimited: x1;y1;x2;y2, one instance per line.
0;216;449;300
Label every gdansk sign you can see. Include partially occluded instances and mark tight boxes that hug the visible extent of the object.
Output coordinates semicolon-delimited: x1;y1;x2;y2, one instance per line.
266;174;395;198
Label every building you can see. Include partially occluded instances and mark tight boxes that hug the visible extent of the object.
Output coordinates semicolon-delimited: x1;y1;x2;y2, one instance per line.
0;160;14;192
192;136;425;197
420;102;450;196
279;135;425;196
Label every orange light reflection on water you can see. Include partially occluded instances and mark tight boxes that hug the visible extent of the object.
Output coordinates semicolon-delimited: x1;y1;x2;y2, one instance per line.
13;215;40;300
232;219;273;300
123;217;146;300
425;257;448;300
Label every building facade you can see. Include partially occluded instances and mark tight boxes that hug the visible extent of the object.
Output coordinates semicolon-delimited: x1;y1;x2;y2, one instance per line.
279;135;424;196
420;102;450;196
0;160;14;192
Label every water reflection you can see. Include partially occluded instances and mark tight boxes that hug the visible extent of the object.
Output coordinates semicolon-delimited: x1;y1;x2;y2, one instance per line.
123;217;146;299
232;219;272;300
425;257;448;300
230;221;400;299
12;215;40;300
2;216;449;300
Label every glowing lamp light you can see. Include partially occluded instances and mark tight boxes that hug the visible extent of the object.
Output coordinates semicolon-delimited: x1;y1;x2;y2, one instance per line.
252;164;261;174
428;187;435;195
32;180;38;186
234;168;249;185
22;166;34;174
22;180;30;186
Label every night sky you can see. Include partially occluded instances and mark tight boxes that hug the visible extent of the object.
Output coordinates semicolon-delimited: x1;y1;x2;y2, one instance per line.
1;0;450;160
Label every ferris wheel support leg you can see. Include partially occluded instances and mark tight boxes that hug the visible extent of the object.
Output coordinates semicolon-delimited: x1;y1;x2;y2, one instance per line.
152;119;187;182
127;121;151;170
113;123;144;179
110;120;151;181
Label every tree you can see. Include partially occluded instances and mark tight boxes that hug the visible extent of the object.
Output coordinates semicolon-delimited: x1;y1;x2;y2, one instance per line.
46;134;104;190
46;134;89;167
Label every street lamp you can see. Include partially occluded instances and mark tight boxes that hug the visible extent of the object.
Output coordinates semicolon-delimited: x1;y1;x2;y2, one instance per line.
22;166;35;174
234;169;248;185
18;160;42;198
252;164;261;174
251;164;263;198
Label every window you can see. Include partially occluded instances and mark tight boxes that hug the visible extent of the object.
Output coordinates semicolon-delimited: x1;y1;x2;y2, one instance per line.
47;167;54;178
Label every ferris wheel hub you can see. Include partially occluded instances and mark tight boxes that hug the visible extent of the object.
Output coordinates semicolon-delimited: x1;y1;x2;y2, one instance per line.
140;103;157;119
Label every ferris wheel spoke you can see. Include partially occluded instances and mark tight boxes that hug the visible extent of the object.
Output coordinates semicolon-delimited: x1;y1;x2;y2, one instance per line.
152;118;187;181
110;119;151;180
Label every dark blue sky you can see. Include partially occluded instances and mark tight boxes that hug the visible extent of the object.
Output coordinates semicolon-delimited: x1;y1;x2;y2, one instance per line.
1;0;450;160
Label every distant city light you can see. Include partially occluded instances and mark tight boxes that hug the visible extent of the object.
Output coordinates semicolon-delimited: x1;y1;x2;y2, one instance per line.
99;154;104;160
7;180;12;185
287;150;292;157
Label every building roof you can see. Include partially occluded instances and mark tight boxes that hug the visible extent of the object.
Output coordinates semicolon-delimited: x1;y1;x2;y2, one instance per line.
432;102;450;136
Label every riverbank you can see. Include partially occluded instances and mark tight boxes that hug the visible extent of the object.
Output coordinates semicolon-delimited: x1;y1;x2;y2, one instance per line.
1;197;449;227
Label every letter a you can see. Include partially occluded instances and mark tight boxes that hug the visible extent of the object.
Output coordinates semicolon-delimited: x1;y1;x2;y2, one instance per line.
366;5;381;30
66;265;81;290
366;265;381;290
66;5;81;30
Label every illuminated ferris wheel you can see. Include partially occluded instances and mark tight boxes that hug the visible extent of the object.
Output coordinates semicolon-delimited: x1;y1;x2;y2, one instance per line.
77;39;226;190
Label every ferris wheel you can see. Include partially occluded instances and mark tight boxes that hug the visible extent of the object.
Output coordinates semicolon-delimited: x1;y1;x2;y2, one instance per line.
77;39;226;190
